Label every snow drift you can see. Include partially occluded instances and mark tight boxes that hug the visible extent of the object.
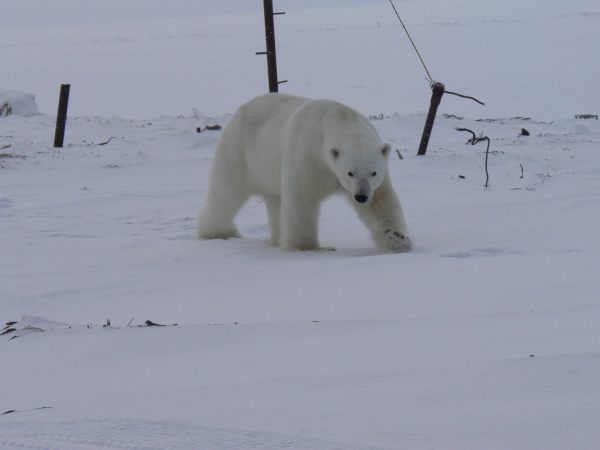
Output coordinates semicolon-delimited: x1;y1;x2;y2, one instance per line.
0;89;40;117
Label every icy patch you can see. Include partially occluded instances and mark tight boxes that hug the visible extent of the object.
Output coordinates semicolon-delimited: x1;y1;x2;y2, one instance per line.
440;248;525;259
0;197;15;208
0;89;40;118
441;251;472;259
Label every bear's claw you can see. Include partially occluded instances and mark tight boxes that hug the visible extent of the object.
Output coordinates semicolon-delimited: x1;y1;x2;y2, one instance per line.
380;228;412;252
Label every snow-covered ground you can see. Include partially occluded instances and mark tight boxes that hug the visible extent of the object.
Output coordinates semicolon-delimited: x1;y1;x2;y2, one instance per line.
1;1;599;448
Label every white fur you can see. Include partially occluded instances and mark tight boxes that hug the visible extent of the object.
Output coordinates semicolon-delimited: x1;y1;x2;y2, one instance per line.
197;93;412;252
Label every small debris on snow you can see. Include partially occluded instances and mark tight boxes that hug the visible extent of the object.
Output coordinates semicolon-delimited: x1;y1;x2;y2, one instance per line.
140;320;178;327
442;113;464;120
22;326;44;333
2;406;52;416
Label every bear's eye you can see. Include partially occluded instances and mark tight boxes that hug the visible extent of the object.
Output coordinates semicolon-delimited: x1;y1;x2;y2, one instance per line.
348;171;354;177
371;171;377;177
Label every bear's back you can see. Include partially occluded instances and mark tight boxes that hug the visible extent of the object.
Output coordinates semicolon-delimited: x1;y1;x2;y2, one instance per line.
236;93;310;128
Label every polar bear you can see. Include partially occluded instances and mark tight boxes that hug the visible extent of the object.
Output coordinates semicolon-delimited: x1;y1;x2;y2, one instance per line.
197;93;412;252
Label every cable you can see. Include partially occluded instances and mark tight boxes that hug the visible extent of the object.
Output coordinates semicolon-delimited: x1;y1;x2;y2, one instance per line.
388;0;433;84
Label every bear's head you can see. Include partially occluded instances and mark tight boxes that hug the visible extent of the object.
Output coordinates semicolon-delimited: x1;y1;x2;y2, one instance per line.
329;143;391;204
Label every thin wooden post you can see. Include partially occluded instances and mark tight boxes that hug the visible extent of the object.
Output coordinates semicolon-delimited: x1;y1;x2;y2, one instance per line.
417;82;444;156
54;84;70;148
256;0;286;92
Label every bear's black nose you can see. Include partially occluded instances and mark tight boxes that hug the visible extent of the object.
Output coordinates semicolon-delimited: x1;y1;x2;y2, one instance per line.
354;194;368;204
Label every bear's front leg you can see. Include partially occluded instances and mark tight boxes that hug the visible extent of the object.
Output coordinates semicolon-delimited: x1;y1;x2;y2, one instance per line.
279;191;323;251
352;176;412;253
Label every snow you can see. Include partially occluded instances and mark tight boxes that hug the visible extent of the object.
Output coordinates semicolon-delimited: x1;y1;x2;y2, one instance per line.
0;89;40;117
1;0;600;448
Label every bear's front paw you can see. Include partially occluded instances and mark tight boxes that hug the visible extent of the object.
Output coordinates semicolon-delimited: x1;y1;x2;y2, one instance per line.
378;228;413;253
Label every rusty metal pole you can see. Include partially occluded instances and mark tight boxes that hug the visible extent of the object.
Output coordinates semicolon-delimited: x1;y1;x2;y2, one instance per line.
53;84;70;148
256;0;286;92
417;82;445;156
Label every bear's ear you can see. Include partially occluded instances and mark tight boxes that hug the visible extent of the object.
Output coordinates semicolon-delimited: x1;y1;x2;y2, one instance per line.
330;147;342;160
380;143;391;158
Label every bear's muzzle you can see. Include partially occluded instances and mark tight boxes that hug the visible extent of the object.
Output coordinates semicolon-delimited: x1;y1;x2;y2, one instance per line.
354;194;369;204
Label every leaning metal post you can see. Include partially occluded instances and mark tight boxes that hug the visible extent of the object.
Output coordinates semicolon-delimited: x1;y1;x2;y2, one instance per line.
53;84;71;148
417;82;445;156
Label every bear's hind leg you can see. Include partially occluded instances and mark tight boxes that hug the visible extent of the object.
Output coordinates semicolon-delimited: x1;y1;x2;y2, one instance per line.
264;194;281;246
197;185;250;240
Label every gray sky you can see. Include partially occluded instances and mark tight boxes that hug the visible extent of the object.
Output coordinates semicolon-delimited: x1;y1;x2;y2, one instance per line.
0;0;387;30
